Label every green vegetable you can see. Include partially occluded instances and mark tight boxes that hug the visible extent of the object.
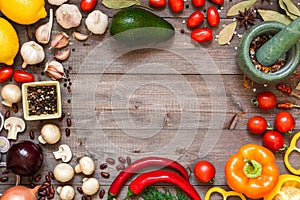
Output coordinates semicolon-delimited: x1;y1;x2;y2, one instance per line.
141;187;189;200
110;7;175;45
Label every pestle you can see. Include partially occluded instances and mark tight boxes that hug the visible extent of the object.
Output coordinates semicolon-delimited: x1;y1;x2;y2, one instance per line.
256;17;300;66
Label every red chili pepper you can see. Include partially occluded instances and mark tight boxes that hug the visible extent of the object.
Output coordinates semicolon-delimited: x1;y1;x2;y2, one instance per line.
168;0;184;13
13;70;34;83
191;28;213;43
108;157;189;199
127;170;202;200
80;0;97;11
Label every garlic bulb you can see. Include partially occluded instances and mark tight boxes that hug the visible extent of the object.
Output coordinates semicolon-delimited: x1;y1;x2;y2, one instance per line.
56;4;82;29
85;10;108;35
35;9;53;44
48;0;68;6
21;41;45;69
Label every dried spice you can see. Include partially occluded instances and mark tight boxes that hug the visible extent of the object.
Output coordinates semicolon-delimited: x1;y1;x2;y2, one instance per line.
236;8;257;29
277;102;300;109
227;0;257;16
218;21;237;45
276;83;300;99
279;0;300;20
102;0;143;9
258;9;292;25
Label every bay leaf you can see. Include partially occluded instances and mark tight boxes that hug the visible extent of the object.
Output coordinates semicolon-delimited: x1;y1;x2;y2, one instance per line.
102;0;142;9
227;0;257;16
218;21;237;45
258;9;292;25
282;0;300;17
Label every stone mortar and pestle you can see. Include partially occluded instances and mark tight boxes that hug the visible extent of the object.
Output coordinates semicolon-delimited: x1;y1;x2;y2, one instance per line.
237;16;300;84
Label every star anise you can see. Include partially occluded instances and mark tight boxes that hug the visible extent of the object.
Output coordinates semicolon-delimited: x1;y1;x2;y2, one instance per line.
236;8;257;30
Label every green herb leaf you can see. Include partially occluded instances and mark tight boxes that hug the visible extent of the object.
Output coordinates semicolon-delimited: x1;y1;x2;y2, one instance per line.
141;187;189;200
102;0;143;9
281;0;300;20
258;9;292;25
227;0;257;16
218;21;237;45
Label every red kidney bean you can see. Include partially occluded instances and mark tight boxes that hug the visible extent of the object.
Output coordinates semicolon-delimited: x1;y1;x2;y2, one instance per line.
100;172;110;179
116;164;126;171
65;128;70;137
100;163;108;170
12;103;18;113
99;189;105;199
4;111;10;119
34;174;42;182
207;6;220;27
187;10;204;28
106;158;115;165
126;156;132;165
118;157;126;164
168;0;184;13
66;118;72;127
29;130;35;140
191;28;213;43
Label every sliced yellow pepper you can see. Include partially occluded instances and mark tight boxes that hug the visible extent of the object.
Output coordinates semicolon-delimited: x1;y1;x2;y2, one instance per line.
264;174;300;200
204;187;246;200
284;131;300;175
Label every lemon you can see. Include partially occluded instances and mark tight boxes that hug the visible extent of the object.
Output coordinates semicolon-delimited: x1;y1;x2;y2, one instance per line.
0;18;19;65
0;0;47;25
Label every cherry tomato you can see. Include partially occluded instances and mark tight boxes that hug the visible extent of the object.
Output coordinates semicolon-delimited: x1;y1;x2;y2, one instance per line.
149;0;166;7
194;160;215;183
210;0;224;5
263;130;285;152
13;70;34;83
191;28;213;43
80;0;97;11
254;91;277;110
274;111;295;133
0;67;13;82
192;0;205;7
207;6;220;27
187;11;204;28
168;0;184;13
247;116;267;135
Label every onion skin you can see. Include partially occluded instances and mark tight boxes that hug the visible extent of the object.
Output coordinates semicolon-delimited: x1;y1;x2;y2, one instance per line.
1;185;40;200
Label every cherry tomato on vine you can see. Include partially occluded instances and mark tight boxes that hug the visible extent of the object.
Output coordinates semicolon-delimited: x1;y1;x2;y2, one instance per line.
187;10;204;28
207;6;220;27
168;0;184;13
253;91;277;110
274;111;295;133
149;0;166;7
210;0;224;5
0;67;13;82
80;0;97;11
192;0;205;7
191;28;213;43
247;116;267;135
263;130;285;152
194;160;216;183
13;70;34;83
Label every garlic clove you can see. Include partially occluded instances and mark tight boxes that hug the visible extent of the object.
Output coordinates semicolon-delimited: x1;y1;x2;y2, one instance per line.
50;32;69;49
72;32;91;41
35;9;53;44
44;60;66;80
54;48;70;61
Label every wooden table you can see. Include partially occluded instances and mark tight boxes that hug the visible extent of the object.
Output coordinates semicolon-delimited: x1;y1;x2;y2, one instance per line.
0;0;299;199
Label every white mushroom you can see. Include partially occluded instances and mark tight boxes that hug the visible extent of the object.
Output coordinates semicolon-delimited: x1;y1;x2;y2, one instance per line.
38;123;61;144
1;84;22;107
57;185;75;200
4;117;26;140
53;144;72;162
81;177;100;196
85;10;108;35
75;156;95;175
56;4;82;29
54;163;74;183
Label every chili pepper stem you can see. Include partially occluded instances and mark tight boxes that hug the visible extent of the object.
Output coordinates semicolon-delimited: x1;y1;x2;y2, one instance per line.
243;158;262;178
124;189;135;200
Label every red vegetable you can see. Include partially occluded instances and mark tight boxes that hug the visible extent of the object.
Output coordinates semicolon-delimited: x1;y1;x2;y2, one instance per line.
13;70;34;83
149;0;166;7
127;170;202;200
210;0;224;5
192;0;205;7
168;0;184;13
1;185;40;200
207;6;220;27
187;10;204;28
274;111;295;133
194;160;215;183
263;131;285;152
247;116;267;135
0;66;13;82
252;91;277;110
191;28;213;43
108;157;189;199
80;0;97;11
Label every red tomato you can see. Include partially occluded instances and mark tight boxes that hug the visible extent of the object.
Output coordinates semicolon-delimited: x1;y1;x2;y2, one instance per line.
263;131;285;152
168;0;184;13
207;6;220;27
0;67;13;82
210;0;224;5
187;11;204;28
80;0;97;11
194;160;215;183
192;0;205;7
247;116;267;135
191;28;213;43
13;70;34;83
274;111;295;133
254;91;277;110
149;0;166;7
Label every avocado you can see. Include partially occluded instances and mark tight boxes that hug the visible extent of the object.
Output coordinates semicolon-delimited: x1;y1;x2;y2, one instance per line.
110;7;175;45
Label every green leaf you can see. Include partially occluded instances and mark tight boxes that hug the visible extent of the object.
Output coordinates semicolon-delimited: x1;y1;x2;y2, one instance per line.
102;0;142;9
258;9;292;25
227;0;257;16
218;21;237;45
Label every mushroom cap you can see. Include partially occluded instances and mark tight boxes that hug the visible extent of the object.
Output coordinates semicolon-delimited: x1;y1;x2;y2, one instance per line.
82;177;99;195
58;185;75;200
1;84;21;107
4;117;26;132
40;123;61;144
53;144;72;162
54;163;74;182
76;156;95;175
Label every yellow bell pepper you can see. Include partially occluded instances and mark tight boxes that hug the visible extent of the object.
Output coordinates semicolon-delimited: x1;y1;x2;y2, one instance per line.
284;131;300;175
204;187;246;200
264;174;300;200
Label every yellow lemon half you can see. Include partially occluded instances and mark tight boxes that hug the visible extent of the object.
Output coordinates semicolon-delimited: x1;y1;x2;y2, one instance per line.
0;0;47;25
0;18;19;65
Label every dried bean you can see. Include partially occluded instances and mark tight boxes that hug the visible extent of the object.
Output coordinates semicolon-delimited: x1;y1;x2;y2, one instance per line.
48;171;55;180
116;164;125;171
12;103;18;113
86;195;92;200
106;158;115;165
58;112;65;121
2;169;9;174
30;183;36;188
77;186;83;194
99;189;105;199
38;197;46;200
118;157;126;164
29;175;34;182
100;172;110;179
29;130;35;140
38;191;46;197
50;185;55;194
66;118;72;127
45;175;51;183
126;156;132;165
0;176;8;182
99;163;107;170
65;128;70;137
34;174;42;182
4;111;10;119
47;193;54;199
43;181;50;187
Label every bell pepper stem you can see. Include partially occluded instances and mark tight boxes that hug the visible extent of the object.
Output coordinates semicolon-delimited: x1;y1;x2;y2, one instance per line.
243;158;262;178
